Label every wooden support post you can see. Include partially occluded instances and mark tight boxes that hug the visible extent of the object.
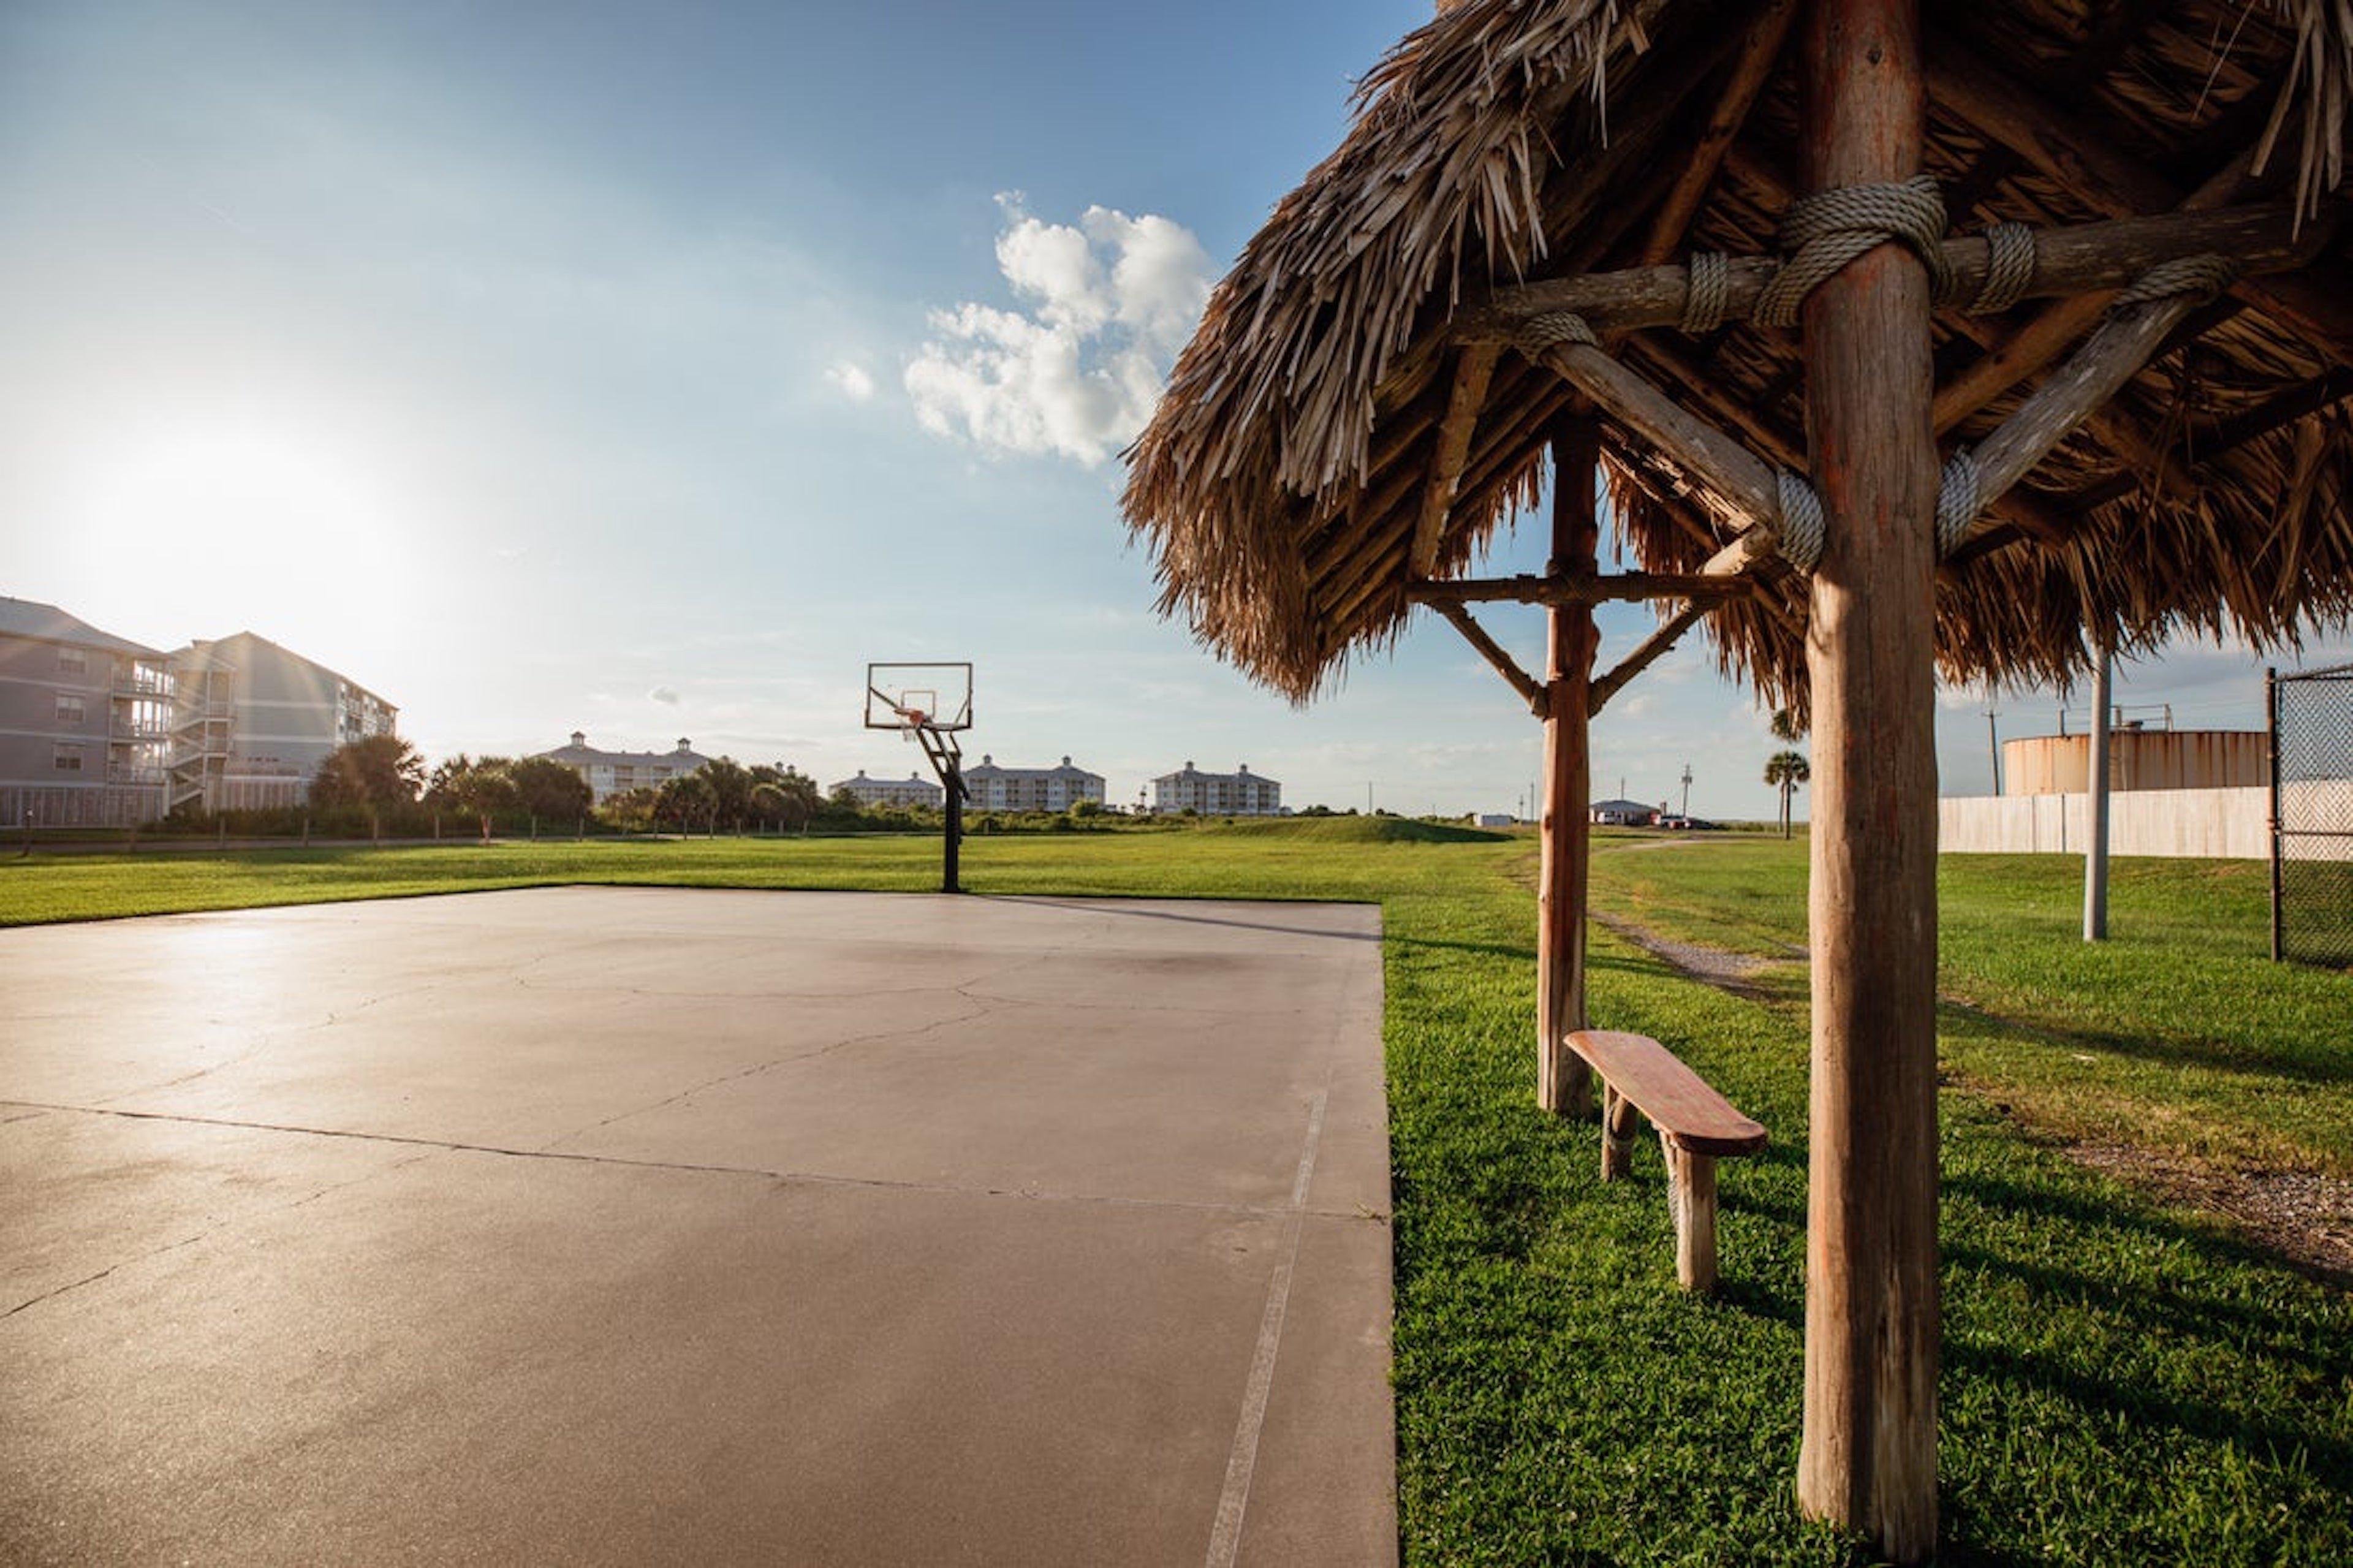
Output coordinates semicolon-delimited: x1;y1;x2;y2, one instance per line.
1794;1;1942;1560
1601;1083;1640;1180
1537;418;1601;1118
1665;1136;1721;1293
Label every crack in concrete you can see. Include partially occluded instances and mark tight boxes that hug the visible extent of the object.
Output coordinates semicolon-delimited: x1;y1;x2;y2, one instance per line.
534;993;1004;1154
2;1100;1386;1229
530;947;1075;1154
0;1146;442;1324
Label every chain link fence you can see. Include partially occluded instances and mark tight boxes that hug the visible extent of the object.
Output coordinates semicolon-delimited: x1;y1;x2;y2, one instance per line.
2270;663;2353;966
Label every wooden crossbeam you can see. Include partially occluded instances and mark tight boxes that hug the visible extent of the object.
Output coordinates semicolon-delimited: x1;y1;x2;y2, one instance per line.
1634;0;1800;268
1454;202;2331;343
1409;344;1500;574
1589;601;1713;716
1431;600;1546;714
1932;147;2257;436
1520;338;1786;537
1923;26;2353;355
1407;572;1748;607
2050;367;2353;515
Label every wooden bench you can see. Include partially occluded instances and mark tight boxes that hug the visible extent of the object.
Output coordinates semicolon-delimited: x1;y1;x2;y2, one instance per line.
1565;1029;1768;1293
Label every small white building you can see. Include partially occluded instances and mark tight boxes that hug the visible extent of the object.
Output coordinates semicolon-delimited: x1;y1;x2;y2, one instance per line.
964;754;1105;812
534;733;712;803
832;770;943;809
1154;761;1282;816
1590;797;1661;826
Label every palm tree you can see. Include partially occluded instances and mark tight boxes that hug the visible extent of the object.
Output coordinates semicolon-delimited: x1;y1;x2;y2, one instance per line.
1764;750;1811;839
1770;707;1806;744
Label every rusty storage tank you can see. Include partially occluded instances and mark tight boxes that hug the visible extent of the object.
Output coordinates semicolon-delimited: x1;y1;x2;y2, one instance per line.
2000;729;2270;795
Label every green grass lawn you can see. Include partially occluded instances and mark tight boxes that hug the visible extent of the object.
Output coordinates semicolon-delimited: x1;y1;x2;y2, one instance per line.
4;822;2349;1564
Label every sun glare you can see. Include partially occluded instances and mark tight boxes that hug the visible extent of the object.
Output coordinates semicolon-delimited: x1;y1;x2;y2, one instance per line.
66;417;425;634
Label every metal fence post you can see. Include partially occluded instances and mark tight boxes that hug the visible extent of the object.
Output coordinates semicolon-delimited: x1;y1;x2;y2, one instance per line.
2268;667;2284;962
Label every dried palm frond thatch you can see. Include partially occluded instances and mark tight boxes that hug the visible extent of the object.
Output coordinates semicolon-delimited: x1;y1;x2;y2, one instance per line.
1123;0;2353;708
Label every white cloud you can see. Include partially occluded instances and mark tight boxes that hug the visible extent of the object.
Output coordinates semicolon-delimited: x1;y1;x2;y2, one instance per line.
826;359;876;402
648;685;680;705
906;194;1212;466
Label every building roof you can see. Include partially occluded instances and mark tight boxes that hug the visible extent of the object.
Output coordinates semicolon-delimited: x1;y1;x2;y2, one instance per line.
1591;797;1662;817
966;754;1105;781
0;596;161;659
831;770;941;793
180;629;396;710
534;732;711;770
1154;761;1281;786
1122;0;2353;711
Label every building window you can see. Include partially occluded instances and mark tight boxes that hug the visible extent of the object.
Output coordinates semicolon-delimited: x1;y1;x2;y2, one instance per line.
57;647;87;675
56;695;86;726
53;745;84;772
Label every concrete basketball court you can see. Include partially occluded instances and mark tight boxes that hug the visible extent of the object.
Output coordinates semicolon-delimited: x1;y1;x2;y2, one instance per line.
0;887;1395;1566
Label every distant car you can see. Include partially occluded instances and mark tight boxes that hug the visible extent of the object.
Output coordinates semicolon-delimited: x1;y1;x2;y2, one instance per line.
1659;814;1692;830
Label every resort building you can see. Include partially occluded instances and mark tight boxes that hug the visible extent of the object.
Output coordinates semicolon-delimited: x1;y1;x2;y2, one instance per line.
0;596;175;827
963;754;1106;812
832;770;944;810
168;632;400;814
1153;761;1282;816
532;733;713;803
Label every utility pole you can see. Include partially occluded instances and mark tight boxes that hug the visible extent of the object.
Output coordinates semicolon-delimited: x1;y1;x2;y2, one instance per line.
2085;645;2112;941
1984;705;2002;795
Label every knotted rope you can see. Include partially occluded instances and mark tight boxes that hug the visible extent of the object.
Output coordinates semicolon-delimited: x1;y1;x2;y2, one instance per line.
1753;175;1953;328
2112;253;2240;309
1518;310;1598;350
1508;237;2241;572
1681;249;1733;334
1774;468;1827;571
1935;448;1982;557
1971;222;2036;315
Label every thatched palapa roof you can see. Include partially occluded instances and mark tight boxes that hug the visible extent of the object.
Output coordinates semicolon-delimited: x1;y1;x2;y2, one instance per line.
1123;0;2353;707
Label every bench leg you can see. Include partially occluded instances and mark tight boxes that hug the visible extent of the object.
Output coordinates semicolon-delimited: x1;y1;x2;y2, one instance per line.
1601;1083;1640;1181
1662;1135;1719;1293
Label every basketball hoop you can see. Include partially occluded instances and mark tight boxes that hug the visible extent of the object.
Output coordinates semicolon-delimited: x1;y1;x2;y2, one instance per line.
862;661;973;893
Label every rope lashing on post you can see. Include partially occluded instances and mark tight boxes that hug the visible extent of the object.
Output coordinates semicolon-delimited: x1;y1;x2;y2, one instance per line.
1681;249;1733;334
1752;175;1953;328
1511;249;2240;572
1518;310;1599;350
2110;252;2240;309
1773;469;1827;570
1971;222;2037;314
1934;448;1981;557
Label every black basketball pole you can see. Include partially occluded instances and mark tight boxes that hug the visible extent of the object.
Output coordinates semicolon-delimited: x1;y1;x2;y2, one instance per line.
942;753;964;894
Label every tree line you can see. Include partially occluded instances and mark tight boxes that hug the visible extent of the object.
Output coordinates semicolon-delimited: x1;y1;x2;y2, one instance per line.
295;736;832;839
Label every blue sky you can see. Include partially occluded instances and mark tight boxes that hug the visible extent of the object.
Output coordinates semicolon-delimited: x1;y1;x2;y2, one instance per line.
1;1;2334;819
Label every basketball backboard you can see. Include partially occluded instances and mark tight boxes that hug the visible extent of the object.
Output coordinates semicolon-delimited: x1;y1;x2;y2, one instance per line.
864;662;973;732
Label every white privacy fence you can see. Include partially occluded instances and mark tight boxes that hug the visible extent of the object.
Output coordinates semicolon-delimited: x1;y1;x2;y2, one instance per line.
1936;787;2284;860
